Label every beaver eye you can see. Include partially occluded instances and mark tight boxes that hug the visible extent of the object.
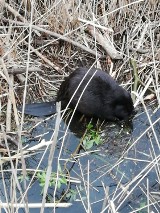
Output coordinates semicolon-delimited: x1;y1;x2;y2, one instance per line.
115;105;124;112
114;104;128;120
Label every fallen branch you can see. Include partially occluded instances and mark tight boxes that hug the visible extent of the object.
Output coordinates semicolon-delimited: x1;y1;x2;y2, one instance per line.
87;25;123;60
2;18;104;58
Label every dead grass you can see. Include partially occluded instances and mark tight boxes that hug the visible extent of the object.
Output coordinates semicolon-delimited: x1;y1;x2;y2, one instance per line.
0;0;159;212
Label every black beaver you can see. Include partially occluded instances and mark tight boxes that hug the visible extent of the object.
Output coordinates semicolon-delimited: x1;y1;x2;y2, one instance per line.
21;67;134;120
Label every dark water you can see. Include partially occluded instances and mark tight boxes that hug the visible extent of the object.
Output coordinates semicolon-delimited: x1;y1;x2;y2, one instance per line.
0;107;160;213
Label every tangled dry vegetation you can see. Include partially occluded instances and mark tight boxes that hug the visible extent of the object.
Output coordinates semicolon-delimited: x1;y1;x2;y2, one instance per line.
0;0;159;212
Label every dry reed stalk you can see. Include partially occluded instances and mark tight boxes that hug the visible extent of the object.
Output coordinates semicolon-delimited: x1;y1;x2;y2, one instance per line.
0;202;72;208
41;102;61;213
6;74;12;132
0;58;20;128
0;0;159;212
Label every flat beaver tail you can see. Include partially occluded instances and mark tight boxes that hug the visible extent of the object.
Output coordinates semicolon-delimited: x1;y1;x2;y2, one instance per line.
18;101;56;117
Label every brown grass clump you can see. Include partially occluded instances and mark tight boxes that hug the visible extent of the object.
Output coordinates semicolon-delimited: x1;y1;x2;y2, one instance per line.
0;0;159;212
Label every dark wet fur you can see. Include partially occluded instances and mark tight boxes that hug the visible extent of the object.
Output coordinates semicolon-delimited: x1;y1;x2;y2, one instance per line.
21;67;134;121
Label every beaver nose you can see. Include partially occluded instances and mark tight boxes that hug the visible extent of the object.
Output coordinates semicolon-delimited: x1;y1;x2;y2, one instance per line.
132;109;137;116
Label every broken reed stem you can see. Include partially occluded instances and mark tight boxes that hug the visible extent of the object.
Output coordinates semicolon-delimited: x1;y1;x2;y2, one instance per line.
6;75;12;132
130;59;139;103
130;58;155;104
0;58;20;129
40;102;61;213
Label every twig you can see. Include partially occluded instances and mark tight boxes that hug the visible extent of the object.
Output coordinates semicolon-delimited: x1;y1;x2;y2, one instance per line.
78;18;113;32
8;67;43;74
